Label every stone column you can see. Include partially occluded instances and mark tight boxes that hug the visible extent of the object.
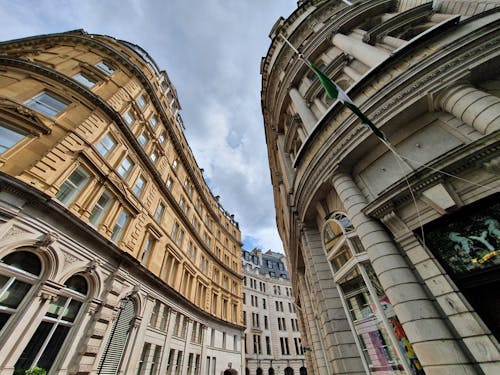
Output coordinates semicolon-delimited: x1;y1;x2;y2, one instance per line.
332;33;389;68
289;88;317;133
331;172;476;375
436;83;500;134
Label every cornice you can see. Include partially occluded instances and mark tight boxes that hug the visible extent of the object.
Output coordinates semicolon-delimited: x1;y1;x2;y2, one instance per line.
0;56;241;279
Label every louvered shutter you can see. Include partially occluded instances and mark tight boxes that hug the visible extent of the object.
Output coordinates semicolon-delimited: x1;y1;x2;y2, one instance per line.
97;299;135;374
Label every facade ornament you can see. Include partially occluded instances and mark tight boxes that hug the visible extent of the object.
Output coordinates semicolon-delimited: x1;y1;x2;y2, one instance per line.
35;231;59;248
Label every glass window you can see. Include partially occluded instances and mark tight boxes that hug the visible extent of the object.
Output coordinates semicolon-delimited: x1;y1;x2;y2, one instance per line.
0;122;27;154
149;115;158;128
96;133;116;158
136;95;147;109
111;209;130;242
154;202;165;223
138;133;149;146
158;133;166;145
133;175;146;196
25;91;68;118
73;72;96;88
150;151;158;163
14;275;88;374
55;167;90;205
117;156;133;178
166;177;173;190
0;251;41;332
89;190;113;227
141;235;154;264
123;110;135;126
96;61;115;75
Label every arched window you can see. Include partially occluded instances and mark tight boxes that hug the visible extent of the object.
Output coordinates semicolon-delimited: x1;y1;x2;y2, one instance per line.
97;298;136;375
245;367;250;375
0;250;42;332
14;274;88;373
256;368;263;375
299;367;307;375
284;367;294;375
269;368;275;375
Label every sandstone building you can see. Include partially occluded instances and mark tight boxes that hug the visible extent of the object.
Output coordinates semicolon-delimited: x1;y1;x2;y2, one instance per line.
0;30;243;375
241;249;306;375
261;1;499;374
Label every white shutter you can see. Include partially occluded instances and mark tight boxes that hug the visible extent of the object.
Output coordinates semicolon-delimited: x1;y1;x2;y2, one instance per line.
97;299;135;375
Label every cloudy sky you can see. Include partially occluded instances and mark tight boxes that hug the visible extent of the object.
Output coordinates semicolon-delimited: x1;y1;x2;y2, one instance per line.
0;0;296;252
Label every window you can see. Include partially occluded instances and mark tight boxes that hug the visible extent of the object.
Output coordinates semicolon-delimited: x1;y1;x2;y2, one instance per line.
111;209;130;242
150;151;158;163
0;122;27;154
133;175;146;196
96;133;116;157
150;300;161;327
266;336;271;355
158;133;166;145
117;156;133;178
166;177;173;190
55;166;90;205
25;91;68;117
0;251;42;332
96;61;115;75
73;72;96;88
14;275;88;373
123;110;135;126
172;159;178;171
141;235;155;265
138;132;149;147
149;115;158;128
89;190;113;227
154;202;165;223
136;94;147;109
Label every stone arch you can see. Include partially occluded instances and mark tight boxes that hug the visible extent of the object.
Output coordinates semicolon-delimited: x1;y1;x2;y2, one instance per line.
0;233;62;280
57;264;103;300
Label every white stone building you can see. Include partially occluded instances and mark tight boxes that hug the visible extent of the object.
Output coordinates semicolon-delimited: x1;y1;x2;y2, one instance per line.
261;1;500;374
242;249;306;375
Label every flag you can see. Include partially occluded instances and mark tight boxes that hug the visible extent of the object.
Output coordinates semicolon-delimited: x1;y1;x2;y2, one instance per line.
309;62;386;140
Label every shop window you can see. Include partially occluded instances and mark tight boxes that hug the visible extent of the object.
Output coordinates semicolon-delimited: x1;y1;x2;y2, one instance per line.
14;275;88;373
25;91;68;118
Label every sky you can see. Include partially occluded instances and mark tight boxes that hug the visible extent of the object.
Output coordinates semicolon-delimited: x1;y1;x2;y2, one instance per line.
0;0;297;252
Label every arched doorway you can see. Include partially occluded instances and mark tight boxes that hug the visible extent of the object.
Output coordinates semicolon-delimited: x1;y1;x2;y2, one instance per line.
284;367;294;375
245;368;250;375
224;369;238;375
269;368;275;375
257;368;263;375
299;367;307;375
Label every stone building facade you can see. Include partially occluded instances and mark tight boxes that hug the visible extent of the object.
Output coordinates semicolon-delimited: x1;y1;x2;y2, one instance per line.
261;1;499;375
242;249;306;375
0;30;243;375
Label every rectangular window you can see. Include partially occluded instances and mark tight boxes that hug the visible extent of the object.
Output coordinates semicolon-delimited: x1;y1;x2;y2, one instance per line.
141;235;154;264
96;133;116;157
138;132;149;146
73;72;96;88
55;166;89;205
150;151;158;163
0;122;26;154
154;202;165;223
123;110;135;126
149;115;158;128
266;336;271;355
133;175;146;196
136;94;147;109
111;209;130;242
96;61;115;75
150;300;161;326
159;133;166;145
166;177;173;190
25;91;68;117
117;156;133;178
89;190;113;226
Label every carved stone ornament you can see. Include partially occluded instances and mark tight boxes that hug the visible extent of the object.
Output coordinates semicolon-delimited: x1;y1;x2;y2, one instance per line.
35;231;59;248
4;226;26;238
64;252;81;264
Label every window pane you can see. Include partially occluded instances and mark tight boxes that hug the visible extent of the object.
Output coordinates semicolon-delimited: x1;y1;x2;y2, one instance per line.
46;296;68;319
0;123;26;154
111;210;130;242
89;190;113;226
2;251;41;275
73;72;96;88
37;324;70;371
138;133;148;146
149;116;158;127
55;167;89;205
117;157;133;178
96;134;116;157
65;275;88;295
14;321;54;373
0;311;10;331
136;95;146;108
96;61;115;75
0;279;31;309
62;300;82;323
133;176;145;196
123;111;135;126
25;92;68;117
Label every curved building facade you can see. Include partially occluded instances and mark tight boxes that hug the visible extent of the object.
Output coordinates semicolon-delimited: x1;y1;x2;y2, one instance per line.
261;1;499;375
241;249;306;375
0;30;243;375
